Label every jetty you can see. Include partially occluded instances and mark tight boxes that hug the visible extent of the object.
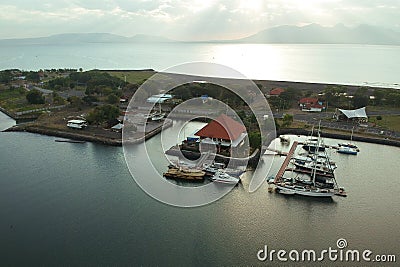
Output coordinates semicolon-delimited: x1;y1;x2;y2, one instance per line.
274;141;298;183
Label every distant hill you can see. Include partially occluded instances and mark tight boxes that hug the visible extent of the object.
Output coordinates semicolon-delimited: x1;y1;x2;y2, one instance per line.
0;33;174;45
233;24;400;45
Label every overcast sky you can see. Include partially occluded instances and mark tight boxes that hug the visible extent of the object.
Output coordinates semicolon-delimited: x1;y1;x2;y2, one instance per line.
0;0;399;40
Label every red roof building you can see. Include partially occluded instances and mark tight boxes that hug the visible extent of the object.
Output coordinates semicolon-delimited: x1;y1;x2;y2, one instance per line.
268;88;285;96
195;114;246;141
299;97;319;105
299;98;325;112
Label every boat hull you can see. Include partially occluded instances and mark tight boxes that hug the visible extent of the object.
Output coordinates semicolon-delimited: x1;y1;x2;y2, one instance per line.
276;185;334;198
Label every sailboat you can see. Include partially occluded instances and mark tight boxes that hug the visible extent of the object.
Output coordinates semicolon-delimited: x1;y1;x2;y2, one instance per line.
151;103;165;121
338;127;359;155
302;125;326;152
276;131;335;197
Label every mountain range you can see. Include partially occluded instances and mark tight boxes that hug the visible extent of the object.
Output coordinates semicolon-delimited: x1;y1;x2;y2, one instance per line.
1;24;399;45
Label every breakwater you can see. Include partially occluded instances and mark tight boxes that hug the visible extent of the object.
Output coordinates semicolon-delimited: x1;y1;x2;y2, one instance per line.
278;128;400;147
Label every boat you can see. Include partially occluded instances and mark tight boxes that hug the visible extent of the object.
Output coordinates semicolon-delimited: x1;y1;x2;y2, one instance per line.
203;162;225;176
211;170;240;185
302;126;326;152
55;139;86;143
293;155;337;169
67;119;87;129
337;146;358;155
302;138;326;152
151;103;165;121
151;112;165;121
338;127;359;154
276;130;336;198
276;183;335;197
292;159;337;174
163;166;205;180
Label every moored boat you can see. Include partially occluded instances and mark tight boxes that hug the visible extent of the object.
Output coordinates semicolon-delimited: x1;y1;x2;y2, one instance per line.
164;166;205;180
211;170;240;185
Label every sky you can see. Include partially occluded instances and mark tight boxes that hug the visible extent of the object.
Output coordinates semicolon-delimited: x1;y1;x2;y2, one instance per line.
0;0;399;40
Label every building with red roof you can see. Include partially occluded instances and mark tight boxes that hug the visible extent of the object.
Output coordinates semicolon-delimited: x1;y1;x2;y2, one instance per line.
268;88;285;97
195;114;248;155
299;97;325;112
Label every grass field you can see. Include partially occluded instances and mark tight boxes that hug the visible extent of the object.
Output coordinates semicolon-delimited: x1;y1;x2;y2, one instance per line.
107;70;155;84
370;115;400;132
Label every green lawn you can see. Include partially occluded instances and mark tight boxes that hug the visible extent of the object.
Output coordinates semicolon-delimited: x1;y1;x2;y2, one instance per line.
370;115;400;132
107;70;155;84
0;87;47;112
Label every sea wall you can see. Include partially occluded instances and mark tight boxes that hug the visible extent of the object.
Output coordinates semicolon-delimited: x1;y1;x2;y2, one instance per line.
278;128;400;147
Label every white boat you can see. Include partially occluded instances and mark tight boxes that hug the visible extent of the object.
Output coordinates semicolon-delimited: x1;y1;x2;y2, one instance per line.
338;127;359;154
211;170;240;185
293;155;337;169
337;146;358;155
151;112;165;121
67;119;87;129
276;183;335;197
293;159;336;174
302;126;326;152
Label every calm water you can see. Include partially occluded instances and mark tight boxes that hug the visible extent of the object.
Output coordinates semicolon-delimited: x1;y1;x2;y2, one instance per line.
0;112;399;266
0;42;399;88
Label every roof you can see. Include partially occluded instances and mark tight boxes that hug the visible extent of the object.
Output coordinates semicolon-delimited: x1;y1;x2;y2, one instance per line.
68;119;86;124
269;88;285;95
338;107;367;118
299;97;319;104
195;114;246;141
146;94;173;103
111;123;123;130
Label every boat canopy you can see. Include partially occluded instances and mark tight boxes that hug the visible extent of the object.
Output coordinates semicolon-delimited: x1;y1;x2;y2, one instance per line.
338;107;367;118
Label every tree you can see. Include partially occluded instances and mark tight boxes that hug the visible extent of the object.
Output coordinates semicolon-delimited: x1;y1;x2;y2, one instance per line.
25;71;41;83
68;96;84;109
248;131;261;149
107;94;119;104
86;105;120;125
281;114;293;128
26;89;45;104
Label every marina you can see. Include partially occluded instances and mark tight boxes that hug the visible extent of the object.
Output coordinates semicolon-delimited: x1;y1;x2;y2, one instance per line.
1;113;399;266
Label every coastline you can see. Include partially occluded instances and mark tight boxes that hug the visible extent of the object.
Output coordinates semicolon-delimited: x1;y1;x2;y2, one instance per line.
4;121;400;149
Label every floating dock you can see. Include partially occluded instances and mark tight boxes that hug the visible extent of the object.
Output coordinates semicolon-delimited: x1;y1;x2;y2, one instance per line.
274;141;298;183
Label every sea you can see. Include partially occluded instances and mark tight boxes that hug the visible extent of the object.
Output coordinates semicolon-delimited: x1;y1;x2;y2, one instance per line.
0;43;400;266
0;42;399;88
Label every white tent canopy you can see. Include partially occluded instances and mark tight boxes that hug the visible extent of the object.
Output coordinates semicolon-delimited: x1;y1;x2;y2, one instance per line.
338;107;367;118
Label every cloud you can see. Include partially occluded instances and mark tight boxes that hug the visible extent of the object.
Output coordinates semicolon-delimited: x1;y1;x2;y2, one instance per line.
0;0;398;39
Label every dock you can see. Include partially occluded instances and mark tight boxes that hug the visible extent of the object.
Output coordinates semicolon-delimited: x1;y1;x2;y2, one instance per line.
274;141;298;183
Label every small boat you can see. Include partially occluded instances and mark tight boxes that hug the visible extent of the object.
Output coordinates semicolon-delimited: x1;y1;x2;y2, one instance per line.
163;167;205;180
337;146;358;155
211;170;240;185
293;155;337;169
151;112;165;121
334;187;348;197
338;127;359;154
55;139;86;144
302;139;326;152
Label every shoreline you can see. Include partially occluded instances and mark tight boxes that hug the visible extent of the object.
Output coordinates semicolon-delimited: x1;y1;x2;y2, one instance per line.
4;122;400;149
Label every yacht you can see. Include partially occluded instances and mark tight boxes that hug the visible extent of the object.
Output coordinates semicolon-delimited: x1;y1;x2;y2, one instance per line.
211;170;240;185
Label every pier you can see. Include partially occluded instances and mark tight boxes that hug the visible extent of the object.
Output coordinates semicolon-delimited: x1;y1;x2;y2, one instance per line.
274;141;298;183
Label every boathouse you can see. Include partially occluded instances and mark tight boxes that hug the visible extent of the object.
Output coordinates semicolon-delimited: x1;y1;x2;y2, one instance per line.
195;114;248;157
